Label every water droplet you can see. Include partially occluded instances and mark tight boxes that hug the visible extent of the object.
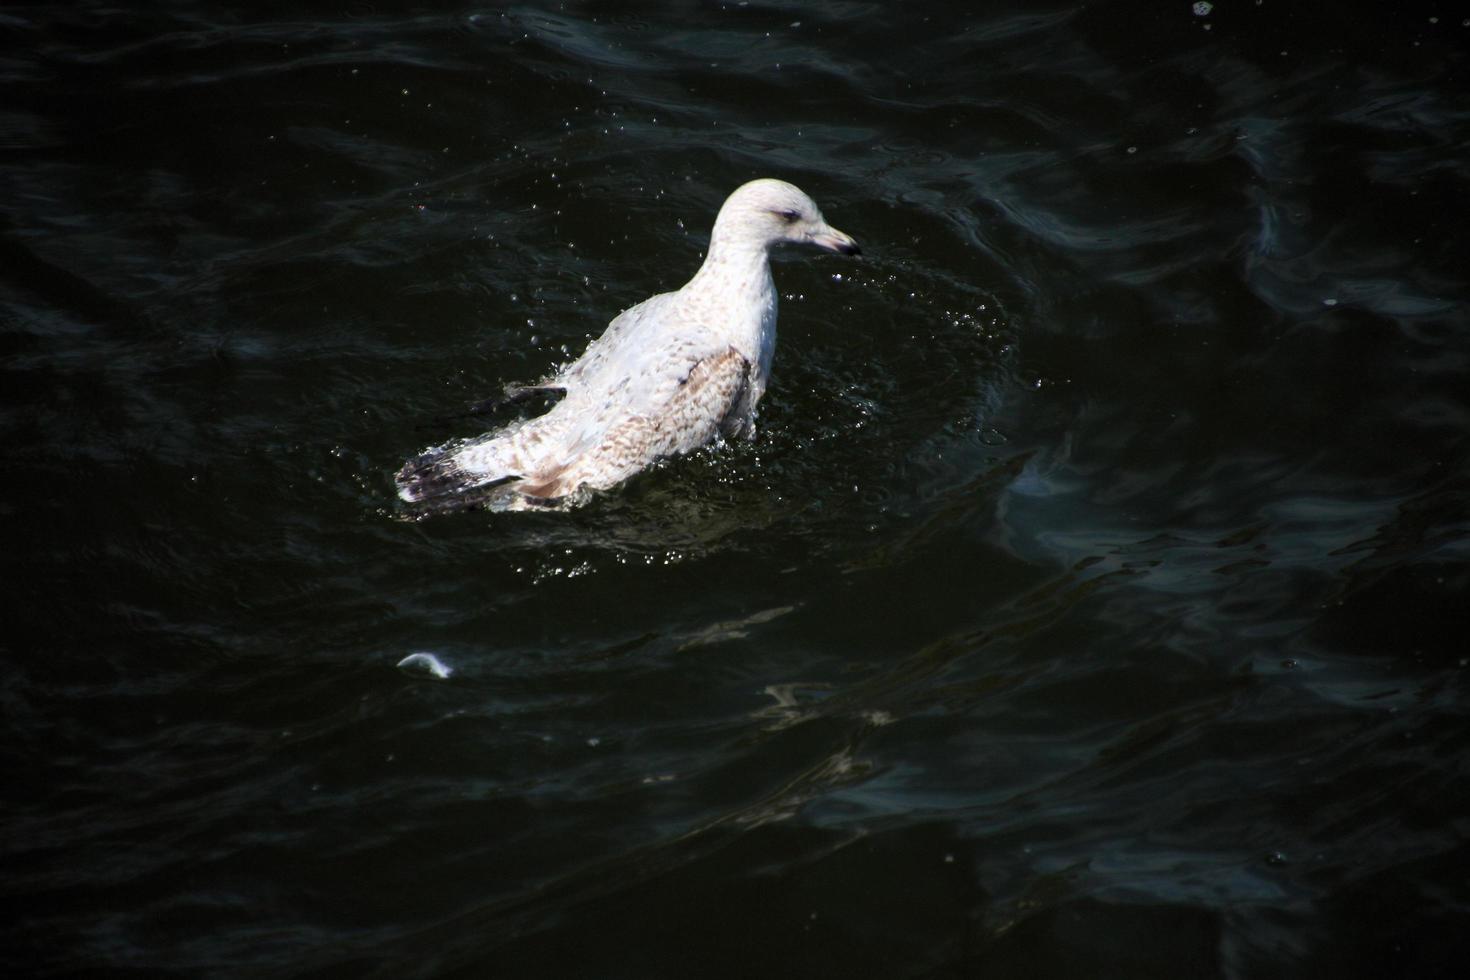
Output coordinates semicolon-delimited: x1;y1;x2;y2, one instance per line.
979;427;1008;446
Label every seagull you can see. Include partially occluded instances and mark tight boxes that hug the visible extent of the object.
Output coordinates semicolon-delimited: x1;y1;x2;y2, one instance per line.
395;178;860;512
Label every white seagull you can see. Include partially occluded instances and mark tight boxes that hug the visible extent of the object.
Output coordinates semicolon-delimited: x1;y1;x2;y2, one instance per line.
396;178;860;512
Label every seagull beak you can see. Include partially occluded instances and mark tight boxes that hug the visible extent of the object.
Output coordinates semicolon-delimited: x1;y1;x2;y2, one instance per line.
811;225;861;256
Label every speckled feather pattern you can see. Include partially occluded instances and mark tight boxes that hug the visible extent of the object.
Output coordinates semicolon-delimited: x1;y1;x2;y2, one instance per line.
396;178;859;512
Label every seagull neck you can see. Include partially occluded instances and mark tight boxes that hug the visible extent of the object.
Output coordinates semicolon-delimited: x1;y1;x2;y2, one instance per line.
688;235;773;291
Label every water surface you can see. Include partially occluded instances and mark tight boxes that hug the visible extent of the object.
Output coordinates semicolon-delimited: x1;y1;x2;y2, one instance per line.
3;1;1468;976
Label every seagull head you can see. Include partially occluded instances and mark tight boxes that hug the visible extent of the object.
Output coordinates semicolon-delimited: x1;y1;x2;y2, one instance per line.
712;178;861;257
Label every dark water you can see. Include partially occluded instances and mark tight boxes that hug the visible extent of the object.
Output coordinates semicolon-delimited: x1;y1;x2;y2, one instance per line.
4;1;1469;975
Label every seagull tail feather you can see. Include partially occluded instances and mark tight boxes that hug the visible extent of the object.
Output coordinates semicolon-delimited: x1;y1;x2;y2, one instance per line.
395;443;574;514
394;445;511;508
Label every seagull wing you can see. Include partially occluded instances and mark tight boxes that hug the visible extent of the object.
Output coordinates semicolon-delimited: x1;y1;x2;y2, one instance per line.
549;291;680;392
517;346;751;500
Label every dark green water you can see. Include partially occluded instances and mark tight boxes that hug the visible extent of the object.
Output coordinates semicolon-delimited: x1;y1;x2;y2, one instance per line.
4;1;1468;976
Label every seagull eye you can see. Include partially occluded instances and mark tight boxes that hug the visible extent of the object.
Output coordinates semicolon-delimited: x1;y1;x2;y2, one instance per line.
774;208;801;223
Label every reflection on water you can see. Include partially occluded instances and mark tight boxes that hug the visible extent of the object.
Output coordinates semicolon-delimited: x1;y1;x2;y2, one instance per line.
3;0;1468;976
